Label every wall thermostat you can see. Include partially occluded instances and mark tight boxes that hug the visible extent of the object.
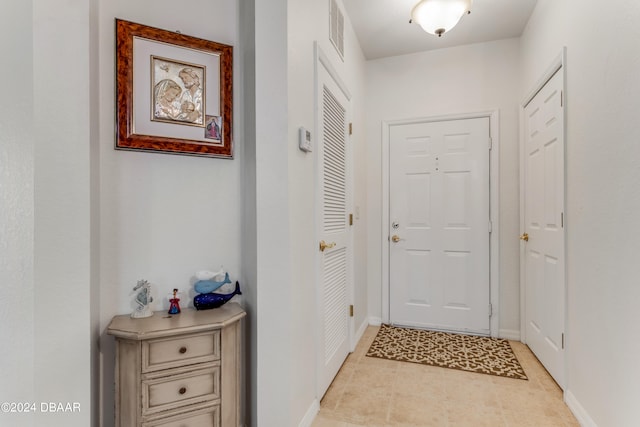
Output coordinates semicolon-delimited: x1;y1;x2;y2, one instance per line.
298;127;312;152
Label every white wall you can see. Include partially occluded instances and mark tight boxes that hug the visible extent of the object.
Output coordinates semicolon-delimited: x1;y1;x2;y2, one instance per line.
33;3;94;426
97;1;242;425
521;1;640;425
239;1;259;425
0;2;35;425
253;0;294;425
365;39;522;336
0;0;95;426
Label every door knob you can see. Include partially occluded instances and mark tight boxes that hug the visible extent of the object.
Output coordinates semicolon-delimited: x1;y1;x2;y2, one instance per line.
319;240;336;252
391;235;401;243
520;233;529;242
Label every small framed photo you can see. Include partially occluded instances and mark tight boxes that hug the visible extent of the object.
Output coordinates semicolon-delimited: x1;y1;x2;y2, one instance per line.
116;19;233;158
204;115;222;141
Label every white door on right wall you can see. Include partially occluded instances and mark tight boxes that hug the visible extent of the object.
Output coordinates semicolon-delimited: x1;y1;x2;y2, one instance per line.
522;68;566;388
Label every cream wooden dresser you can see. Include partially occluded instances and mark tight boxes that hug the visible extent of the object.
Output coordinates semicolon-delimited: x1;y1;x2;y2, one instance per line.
107;303;245;427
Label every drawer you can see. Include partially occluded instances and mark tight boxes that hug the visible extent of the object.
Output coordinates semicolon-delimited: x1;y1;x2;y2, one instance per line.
142;366;220;415
143;405;220;427
142;331;220;372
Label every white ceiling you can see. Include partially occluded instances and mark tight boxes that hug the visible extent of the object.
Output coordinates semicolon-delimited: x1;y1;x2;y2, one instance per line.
343;0;539;60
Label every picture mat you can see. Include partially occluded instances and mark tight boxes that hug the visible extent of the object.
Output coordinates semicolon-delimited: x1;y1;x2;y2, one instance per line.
133;37;221;145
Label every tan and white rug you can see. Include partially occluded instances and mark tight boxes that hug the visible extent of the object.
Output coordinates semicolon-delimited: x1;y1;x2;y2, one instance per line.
366;324;528;380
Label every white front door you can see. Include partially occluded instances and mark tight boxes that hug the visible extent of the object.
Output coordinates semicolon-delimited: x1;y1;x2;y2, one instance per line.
522;68;565;388
389;117;491;334
316;59;352;399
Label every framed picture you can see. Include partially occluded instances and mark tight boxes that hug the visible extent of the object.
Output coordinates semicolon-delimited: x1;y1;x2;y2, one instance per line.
116;19;233;158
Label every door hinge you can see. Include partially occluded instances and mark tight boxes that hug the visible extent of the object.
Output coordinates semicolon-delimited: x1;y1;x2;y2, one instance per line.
488;137;493;151
349;122;353;135
561;333;565;349
349;213;353;226
488;220;493;233
560;91;563;107
349;305;354;317
488;303;493;317
561;212;564;228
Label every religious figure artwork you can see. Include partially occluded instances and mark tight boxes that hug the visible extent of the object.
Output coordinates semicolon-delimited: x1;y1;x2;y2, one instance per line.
116;19;233;157
204;115;222;141
151;56;206;127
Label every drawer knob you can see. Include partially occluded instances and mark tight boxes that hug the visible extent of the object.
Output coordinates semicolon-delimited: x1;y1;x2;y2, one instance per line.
179;387;187;395
179;346;187;354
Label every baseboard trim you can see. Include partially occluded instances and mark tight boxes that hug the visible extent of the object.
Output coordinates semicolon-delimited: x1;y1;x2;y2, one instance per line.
352;318;369;351
369;316;382;326
298;399;320;427
565;390;597;427
499;329;521;341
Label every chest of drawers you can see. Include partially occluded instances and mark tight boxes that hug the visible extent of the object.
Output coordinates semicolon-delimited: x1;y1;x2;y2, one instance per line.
107;303;245;427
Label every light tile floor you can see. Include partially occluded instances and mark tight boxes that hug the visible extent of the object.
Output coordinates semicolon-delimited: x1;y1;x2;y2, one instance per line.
313;326;580;427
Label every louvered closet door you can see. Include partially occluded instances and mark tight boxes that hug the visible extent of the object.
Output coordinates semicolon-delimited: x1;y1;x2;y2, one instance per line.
317;62;351;399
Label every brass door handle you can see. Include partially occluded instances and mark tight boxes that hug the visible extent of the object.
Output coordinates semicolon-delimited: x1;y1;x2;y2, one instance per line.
319;240;336;252
391;235;401;243
520;233;529;242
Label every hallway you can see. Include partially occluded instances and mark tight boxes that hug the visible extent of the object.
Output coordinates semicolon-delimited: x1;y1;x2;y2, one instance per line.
313;326;579;426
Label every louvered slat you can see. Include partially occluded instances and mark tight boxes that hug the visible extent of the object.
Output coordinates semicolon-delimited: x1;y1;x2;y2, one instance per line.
324;247;347;363
323;86;346;234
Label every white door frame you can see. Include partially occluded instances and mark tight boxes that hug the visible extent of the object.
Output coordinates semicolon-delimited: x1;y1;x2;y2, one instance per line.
519;48;567;369
382;110;501;337
314;42;355;399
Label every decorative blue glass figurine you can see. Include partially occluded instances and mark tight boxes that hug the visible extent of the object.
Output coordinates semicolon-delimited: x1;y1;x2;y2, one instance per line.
194;281;241;310
168;288;181;314
192;268;241;310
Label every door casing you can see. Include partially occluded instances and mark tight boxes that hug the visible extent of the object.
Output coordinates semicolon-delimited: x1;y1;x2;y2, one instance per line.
382;111;501;337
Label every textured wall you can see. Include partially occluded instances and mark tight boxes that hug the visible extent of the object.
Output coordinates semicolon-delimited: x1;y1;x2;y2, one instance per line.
0;1;35;422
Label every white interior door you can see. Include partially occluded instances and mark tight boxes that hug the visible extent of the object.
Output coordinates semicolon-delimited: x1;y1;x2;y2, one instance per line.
389;117;491;334
316;60;351;399
522;68;566;388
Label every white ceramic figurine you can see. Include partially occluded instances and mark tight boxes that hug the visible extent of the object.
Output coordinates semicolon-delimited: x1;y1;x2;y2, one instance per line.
195;266;225;281
131;279;154;318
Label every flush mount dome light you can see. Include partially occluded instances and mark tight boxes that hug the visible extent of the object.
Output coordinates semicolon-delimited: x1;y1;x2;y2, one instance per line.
410;0;472;37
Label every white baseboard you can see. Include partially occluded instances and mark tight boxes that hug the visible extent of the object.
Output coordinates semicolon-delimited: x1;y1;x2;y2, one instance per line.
352;318;369;351
499;329;521;341
369;316;382;326
298;399;320;427
565;390;597;427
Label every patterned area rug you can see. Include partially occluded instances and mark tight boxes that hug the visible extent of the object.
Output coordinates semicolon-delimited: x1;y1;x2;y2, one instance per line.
366;324;527;380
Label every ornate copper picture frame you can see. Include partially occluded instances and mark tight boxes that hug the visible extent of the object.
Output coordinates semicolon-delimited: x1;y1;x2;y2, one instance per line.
116;19;233;158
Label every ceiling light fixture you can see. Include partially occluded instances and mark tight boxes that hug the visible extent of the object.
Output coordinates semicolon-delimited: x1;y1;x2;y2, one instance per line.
410;0;472;37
